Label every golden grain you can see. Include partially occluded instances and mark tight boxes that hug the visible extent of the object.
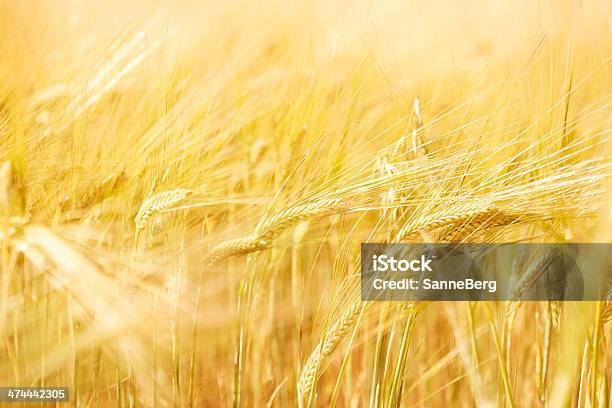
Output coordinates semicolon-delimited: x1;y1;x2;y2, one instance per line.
135;189;192;233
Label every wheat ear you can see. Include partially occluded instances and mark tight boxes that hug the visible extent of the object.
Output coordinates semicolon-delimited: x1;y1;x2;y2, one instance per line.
208;197;348;264
511;248;559;300
602;303;612;326
298;301;425;401
207;235;270;265
397;205;526;241
601;286;612;326
298;302;366;400
550;301;561;331
134;189;191;233
506;249;560;319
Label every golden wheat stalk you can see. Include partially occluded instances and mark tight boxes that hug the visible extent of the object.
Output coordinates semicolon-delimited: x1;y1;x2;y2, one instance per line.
397;205;527;242
511;248;559;300
506;249;561;322
208;197;348;264
298;301;367;400
134;189;191;233
550;301;561;331
602;303;612;326
601;285;612;326
442;209;526;241
207;235;269;265
298;301;427;401
258;198;346;237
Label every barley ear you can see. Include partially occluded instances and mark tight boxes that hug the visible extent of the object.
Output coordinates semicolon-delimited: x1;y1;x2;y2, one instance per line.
298;302;367;400
208;198;348;264
602;285;612;326
511;249;559;300
397;205;525;242
207;235;269;265
134;188;191;233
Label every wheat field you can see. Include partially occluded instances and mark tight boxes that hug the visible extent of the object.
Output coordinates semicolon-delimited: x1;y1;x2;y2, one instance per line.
0;0;611;406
